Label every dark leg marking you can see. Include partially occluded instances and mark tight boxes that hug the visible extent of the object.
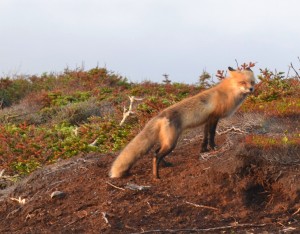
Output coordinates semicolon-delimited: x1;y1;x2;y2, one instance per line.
153;142;178;179
155;147;172;167
208;118;219;150
201;123;209;152
201;117;219;152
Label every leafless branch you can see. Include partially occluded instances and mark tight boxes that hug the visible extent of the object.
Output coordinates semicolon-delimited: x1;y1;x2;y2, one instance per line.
106;181;125;191
292;207;300;216
235;59;239;68
130;223;268;233
0;169;19;182
286;66;291;78
101;212;111;226
89;138;98;147
185;201;218;211
290;62;300;80
10;197;26;205
216;126;247;135
120;96;143;126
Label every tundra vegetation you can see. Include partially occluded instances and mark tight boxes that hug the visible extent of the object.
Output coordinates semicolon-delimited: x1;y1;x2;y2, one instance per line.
0;63;299;179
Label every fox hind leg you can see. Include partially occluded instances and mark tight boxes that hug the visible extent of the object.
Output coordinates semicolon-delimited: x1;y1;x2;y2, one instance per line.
155;147;173;167
153;125;179;179
153;145;177;179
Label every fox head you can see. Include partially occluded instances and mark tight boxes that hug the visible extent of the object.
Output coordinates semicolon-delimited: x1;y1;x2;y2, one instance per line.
228;67;256;95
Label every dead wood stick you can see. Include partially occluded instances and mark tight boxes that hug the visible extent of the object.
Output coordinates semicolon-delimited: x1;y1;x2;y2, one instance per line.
290;62;300;80
120;96;143;126
130;223;268;233
216;126;247;135
292;207;300;216
106;181;125;191
101;212;111;226
185;201;218;211
10;197;26;205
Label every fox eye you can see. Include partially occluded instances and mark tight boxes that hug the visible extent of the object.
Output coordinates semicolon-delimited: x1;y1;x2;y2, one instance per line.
239;81;246;85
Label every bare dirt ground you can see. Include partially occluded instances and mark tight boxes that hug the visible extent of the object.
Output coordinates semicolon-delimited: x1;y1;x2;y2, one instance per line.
1;113;300;233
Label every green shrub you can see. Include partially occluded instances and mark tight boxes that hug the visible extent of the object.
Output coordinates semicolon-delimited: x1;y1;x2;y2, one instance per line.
0;77;32;107
252;69;293;102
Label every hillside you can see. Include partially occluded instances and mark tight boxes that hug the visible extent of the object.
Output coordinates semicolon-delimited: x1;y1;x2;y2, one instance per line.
0;65;300;233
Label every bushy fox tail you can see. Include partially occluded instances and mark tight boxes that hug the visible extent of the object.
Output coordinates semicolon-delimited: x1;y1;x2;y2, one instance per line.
109;118;159;178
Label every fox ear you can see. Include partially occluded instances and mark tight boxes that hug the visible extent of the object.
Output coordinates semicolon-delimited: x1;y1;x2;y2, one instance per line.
246;67;252;72
228;67;236;71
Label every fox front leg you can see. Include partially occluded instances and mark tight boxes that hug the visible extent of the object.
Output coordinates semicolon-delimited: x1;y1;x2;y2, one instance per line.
200;117;219;152
200;123;209;152
208;118;219;150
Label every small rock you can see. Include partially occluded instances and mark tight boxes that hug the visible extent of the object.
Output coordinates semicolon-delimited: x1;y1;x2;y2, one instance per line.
50;191;66;199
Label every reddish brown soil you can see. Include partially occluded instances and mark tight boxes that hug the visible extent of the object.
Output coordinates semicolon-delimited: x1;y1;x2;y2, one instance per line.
1;115;300;233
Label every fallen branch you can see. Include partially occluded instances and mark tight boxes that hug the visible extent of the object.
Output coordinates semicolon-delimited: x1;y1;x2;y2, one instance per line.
292;207;300;216
216;126;247;135
0;169;19;182
282;227;296;232
200;138;233;160
101;212;111;226
106;181;125;191
89;138;98;147
130;223;268;233
185;201;218;211
120;96;143;126
290;62;300;80
10;197;26;205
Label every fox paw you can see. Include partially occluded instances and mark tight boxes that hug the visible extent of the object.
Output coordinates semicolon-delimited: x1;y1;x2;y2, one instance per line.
161;159;173;167
210;145;218;151
200;147;209;153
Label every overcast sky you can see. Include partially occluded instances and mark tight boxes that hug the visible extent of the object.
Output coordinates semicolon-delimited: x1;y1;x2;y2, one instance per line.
1;0;300;83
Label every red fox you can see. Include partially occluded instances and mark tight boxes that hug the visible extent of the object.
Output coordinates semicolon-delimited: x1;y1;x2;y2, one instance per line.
110;67;255;179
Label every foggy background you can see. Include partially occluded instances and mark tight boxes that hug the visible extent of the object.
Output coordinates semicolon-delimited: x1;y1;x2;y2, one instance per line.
1;0;300;83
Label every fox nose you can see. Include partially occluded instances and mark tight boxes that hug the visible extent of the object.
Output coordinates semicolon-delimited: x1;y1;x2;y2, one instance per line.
249;87;254;92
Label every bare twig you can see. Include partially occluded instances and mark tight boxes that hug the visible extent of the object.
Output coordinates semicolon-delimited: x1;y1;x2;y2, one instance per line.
274;171;282;182
106;181;125;191
6;208;22;219
216;126;247;135
10;197;26;205
130;223;268;233
292;207;300;216
0;169;19;182
185;201;218;211
282;227;296;232
290;62;300;80
89;138;98;147
200;139;231;160
286;66;291;78
120;96;143;126
101;212;111;226
235;59;239;68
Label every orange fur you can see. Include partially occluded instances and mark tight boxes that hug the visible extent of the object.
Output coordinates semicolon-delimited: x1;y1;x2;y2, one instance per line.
109;68;255;178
